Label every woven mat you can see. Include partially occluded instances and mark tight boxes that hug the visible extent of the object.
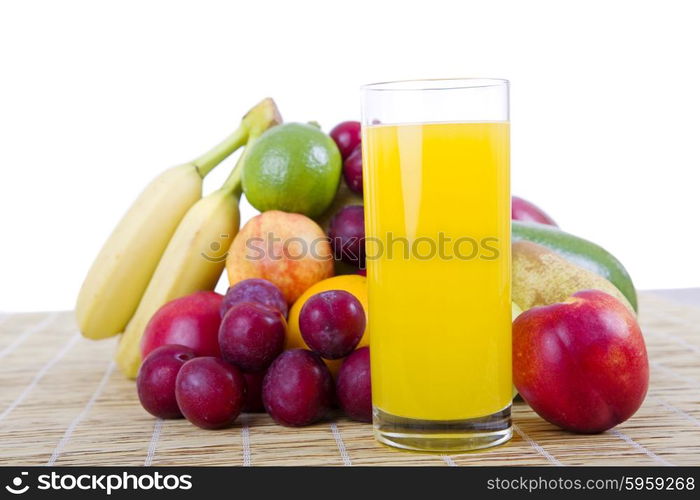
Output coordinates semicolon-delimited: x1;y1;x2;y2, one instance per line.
0;291;698;466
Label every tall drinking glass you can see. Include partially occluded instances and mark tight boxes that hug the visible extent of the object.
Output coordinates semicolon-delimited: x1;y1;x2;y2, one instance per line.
361;78;511;452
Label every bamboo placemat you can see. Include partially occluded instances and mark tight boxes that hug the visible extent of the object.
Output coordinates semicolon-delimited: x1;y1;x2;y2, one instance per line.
0;291;698;466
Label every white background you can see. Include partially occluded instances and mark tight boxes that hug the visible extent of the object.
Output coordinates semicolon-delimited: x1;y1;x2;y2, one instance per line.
1;0;698;311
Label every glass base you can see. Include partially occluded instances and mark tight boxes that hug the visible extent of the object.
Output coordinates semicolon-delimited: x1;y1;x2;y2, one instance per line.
373;405;512;452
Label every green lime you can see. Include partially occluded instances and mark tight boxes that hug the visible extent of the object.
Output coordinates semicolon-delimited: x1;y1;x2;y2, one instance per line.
242;123;342;218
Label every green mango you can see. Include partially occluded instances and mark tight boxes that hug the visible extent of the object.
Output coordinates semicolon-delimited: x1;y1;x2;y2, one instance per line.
512;220;637;312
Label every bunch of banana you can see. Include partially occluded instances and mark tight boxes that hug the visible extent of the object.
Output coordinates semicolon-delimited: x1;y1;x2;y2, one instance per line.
76;98;281;360
114;106;281;378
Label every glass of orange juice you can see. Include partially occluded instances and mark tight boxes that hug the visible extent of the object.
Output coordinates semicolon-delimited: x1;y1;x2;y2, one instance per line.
361;78;511;452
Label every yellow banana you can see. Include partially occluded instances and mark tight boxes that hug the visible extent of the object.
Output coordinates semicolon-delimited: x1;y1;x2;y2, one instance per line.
115;121;279;378
76;98;280;340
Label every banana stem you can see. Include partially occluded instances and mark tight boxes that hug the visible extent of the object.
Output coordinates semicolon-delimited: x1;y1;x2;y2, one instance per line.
193;126;248;178
220;155;244;198
220;133;264;198
194;98;281;179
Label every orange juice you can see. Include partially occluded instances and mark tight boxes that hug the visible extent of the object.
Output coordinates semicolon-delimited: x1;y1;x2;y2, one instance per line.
363;121;511;421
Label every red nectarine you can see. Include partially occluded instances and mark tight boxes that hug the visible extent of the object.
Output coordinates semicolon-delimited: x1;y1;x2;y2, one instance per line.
513;289;648;433
512;196;558;227
141;291;223;359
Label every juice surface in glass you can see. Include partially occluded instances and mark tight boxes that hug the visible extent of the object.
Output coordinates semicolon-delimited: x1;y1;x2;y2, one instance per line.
363;121;511;422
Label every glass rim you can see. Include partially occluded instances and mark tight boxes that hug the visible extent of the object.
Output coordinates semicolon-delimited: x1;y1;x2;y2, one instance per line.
361;77;509;92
